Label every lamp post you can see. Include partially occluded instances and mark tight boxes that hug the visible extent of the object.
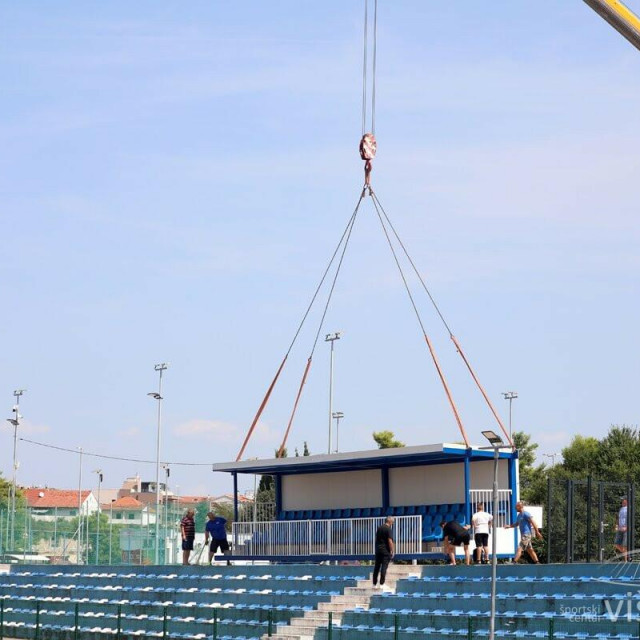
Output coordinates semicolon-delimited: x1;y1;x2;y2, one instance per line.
332;411;344;453
7;389;25;551
148;362;168;565
77;447;83;564
109;500;115;565
501;391;518;439
94;470;103;564
162;464;170;557
482;429;505;640
325;332;342;454
544;453;560;469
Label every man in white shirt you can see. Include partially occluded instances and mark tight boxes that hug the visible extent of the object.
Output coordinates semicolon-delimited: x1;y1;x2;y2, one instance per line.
472;503;493;564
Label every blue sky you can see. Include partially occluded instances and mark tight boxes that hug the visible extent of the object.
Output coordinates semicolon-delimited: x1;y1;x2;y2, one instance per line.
1;2;638;497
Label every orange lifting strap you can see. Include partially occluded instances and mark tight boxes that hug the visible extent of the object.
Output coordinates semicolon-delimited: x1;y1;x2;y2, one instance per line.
236;355;288;461
277;356;312;458
450;335;514;448
424;334;470;448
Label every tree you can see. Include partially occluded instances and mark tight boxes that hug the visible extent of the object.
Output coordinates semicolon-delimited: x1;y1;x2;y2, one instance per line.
373;431;405;449
303;442;310;456
512;431;547;505
560;435;599;476
0;472;11;510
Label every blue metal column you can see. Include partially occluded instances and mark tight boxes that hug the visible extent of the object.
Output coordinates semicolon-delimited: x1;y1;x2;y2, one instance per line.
232;472;239;521
275;475;282;515
508;453;518;550
464;453;471;524
381;468;390;513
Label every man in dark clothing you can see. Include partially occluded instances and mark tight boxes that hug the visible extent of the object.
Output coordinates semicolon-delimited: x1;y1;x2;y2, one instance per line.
440;519;471;566
373;516;395;588
180;509;196;566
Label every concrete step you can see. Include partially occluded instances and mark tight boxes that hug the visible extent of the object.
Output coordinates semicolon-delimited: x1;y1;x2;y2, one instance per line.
293;611;344;624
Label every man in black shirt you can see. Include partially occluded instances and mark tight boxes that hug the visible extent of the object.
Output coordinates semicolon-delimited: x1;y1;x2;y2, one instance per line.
440;519;471;566
373;516;395;588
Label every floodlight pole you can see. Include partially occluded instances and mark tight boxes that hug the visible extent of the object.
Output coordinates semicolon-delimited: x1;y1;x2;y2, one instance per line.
490;443;499;640
482;429;504;640
332;412;344;453
325;333;341;454
150;363;168;565
77;447;83;565
94;470;103;564
163;465;170;554
502;391;518;439
8;389;25;551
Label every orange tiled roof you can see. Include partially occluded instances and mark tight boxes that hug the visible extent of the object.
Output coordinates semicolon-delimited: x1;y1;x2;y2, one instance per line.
107;496;146;510
24;488;92;509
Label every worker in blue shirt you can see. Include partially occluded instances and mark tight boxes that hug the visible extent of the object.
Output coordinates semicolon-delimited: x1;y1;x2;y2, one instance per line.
504;501;542;563
205;511;230;565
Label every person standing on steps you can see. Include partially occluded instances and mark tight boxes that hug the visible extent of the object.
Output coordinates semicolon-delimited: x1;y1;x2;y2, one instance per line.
472;503;493;564
372;516;395;588
205;511;231;565
614;498;628;561
180;508;196;566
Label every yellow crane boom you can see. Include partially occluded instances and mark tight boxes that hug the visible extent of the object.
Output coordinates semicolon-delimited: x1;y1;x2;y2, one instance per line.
583;0;640;50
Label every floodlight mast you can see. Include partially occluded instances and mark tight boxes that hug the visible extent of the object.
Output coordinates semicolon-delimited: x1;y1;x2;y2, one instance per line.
149;362;168;565
7;389;26;551
325;333;342;454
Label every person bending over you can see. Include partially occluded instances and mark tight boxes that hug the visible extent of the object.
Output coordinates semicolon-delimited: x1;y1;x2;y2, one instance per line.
440;519;472;566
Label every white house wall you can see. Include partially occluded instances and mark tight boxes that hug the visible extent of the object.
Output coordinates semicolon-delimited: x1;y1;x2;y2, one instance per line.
282;470;381;510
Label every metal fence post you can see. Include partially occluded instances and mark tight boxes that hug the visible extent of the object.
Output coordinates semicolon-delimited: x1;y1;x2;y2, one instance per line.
394;613;399;640
629;483;635;555
548;617;554;640
35;601;40;640
268;609;273;637
546;475;552;564
586;476;593;562
117;603;122;640
163;606;168;640
328;611;333;640
467;616;473;640
212;608;217;640
74;602;79;640
1;598;4;640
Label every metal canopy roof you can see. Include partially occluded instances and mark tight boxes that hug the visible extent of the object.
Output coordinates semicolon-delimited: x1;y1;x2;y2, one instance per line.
212;442;516;476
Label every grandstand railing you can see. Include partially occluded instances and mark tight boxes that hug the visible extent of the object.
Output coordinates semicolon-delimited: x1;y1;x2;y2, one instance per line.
469;489;512;527
232;515;422;557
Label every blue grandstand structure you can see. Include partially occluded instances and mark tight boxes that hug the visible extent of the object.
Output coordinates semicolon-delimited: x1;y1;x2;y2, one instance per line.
213;443;520;562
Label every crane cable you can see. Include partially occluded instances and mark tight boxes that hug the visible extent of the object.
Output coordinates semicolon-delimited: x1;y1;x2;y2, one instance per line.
360;0;378;188
237;193;365;461
277;190;365;457
369;191;470;448
370;190;514;448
